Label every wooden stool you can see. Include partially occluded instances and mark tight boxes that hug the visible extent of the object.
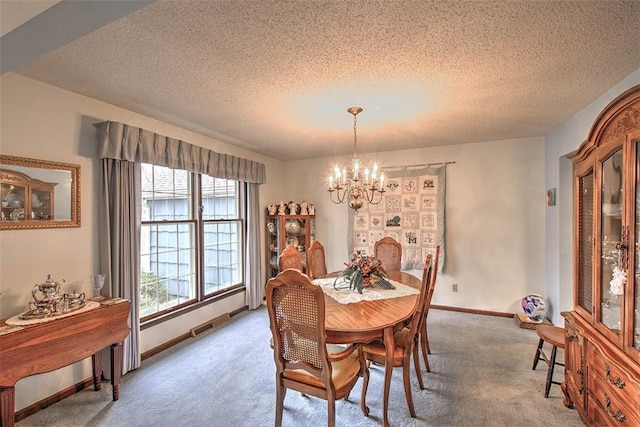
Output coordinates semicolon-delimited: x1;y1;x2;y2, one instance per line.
532;324;565;398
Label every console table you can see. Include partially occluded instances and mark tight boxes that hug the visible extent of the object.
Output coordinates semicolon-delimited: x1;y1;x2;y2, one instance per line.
0;299;130;427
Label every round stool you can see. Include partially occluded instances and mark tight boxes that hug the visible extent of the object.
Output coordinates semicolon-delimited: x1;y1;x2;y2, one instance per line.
532;324;565;398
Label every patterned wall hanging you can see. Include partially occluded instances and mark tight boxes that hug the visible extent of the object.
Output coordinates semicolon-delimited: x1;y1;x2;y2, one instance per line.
348;166;445;272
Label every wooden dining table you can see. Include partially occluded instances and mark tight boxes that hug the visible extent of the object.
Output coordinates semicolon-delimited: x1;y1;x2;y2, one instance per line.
317;270;421;427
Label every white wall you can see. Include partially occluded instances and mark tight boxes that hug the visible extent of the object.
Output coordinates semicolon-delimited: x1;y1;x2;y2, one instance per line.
284;137;546;314
0;73;285;411
544;68;640;325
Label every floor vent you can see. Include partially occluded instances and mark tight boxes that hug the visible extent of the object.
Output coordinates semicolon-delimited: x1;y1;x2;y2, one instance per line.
189;313;231;338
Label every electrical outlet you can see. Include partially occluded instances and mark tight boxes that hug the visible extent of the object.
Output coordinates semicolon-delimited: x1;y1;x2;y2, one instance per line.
452;283;458;292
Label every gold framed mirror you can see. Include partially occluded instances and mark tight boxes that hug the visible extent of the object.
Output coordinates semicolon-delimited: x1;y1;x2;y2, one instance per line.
0;155;80;230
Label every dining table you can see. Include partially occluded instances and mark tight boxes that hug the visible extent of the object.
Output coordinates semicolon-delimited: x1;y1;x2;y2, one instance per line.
313;270;421;427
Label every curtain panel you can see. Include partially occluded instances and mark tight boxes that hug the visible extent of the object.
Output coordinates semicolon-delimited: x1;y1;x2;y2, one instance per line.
99;159;141;374
94;121;266;183
245;182;264;309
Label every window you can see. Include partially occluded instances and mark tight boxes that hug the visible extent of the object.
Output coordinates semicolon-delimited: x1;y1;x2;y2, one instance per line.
140;164;244;321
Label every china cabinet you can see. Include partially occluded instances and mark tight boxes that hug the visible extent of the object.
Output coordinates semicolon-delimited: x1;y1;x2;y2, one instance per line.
563;86;640;425
266;214;315;279
1;169;55;222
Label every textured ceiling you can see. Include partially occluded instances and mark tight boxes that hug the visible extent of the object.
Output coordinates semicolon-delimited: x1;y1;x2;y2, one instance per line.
8;0;640;161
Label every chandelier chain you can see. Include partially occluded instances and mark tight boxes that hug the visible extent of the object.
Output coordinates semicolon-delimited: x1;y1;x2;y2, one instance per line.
353;112;358;158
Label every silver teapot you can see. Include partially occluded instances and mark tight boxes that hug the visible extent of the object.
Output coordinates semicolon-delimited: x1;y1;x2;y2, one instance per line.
30;274;65;315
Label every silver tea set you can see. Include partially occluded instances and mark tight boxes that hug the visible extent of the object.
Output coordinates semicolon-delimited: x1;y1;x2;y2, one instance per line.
23;274;86;319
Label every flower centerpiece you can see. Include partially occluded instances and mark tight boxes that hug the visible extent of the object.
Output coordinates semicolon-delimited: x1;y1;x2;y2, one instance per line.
334;250;395;294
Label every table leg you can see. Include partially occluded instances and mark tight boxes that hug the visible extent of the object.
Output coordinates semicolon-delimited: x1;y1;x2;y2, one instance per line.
110;342;123;401
0;387;15;427
92;351;103;391
382;326;394;427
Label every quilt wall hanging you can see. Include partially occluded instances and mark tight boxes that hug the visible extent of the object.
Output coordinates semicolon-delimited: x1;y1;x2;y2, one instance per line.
348;166;445;272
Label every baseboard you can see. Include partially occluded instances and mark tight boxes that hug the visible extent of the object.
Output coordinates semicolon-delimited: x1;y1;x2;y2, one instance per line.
142;331;193;360
431;304;514;318
14;378;93;423
141;305;248;361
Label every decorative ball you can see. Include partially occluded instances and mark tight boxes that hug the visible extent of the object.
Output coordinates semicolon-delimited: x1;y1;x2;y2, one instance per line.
521;294;547;323
284;219;301;234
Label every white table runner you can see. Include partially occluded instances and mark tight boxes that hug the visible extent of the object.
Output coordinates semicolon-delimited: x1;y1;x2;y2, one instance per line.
5;300;101;326
313;277;419;304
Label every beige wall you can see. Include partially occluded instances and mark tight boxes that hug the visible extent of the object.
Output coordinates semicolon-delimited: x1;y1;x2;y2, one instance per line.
285;137;546;313
0;73;285;410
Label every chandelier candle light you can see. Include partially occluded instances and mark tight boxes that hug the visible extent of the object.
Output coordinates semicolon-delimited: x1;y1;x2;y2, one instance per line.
327;107;385;214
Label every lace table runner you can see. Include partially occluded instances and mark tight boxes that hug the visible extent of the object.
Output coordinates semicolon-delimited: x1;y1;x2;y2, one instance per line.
0;324;25;336
313;277;419;304
5;300;101;327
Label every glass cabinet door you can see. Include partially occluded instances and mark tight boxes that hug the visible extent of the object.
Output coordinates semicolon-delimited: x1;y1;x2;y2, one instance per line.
31;188;53;220
1;182;27;221
285;217;307;270
309;217;316;243
600;148;624;335
267;217;280;278
577;171;594;314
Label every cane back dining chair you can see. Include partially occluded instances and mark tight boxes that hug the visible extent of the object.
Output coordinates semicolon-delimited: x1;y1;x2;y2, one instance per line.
306;240;328;279
419;245;440;372
374;237;402;271
266;269;370;427
362;254;433;418
278;245;303;272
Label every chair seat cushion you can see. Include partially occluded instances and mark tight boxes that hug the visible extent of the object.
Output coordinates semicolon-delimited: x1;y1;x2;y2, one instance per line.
283;347;362;390
362;328;411;365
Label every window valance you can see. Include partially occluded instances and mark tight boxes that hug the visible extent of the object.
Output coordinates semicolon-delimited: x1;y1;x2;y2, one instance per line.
94;121;266;184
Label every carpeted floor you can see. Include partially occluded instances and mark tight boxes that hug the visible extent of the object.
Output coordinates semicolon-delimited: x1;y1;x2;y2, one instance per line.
17;307;583;426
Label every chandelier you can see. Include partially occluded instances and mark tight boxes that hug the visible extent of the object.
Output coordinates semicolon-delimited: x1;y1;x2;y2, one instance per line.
327;107;385;213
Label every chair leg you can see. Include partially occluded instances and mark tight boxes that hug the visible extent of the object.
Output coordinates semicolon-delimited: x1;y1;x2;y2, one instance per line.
327;397;336;427
544;346;558;398
420;322;431;372
275;383;285;427
403;355;417;417
360;355;370;417
532;338;544;370
412;344;425;390
424;320;432;354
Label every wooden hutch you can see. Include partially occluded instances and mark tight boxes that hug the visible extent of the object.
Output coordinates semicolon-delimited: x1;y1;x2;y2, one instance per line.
563;85;640;425
266;212;315;279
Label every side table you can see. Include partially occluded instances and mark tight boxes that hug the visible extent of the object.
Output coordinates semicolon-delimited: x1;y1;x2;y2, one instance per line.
0;298;130;427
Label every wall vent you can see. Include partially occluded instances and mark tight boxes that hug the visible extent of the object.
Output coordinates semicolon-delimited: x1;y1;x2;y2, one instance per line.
189;313;231;338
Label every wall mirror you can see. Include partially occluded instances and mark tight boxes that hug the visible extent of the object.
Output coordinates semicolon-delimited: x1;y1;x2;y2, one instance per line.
0;155;80;230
